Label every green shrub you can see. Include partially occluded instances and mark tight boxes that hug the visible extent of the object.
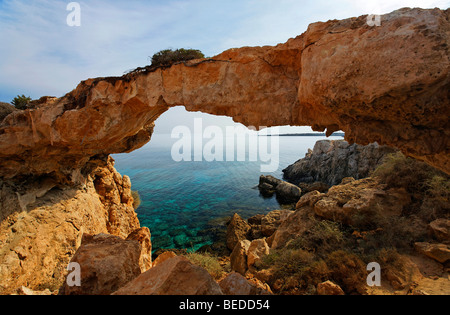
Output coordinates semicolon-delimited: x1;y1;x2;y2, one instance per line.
184;252;225;280
131;190;141;210
150;48;205;67
11;94;32;110
286;219;346;258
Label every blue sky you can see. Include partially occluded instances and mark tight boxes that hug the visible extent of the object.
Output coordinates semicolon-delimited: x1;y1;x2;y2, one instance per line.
0;0;448;133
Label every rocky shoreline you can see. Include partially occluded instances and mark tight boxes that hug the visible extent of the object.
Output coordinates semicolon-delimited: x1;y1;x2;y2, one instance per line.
0;7;449;295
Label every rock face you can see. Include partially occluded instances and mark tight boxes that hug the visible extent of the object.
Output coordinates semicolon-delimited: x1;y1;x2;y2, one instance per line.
0;8;448;182
219;272;270;295
283;140;398;186
0;156;141;294
112;256;223;295
61;233;142;295
226;214;251;251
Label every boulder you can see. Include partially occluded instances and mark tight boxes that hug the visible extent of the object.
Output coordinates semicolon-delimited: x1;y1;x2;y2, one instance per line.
264;210;293;236
429;219;450;243
230;240;251;276
296;190;323;209
414;242;450;264
61;233;142;295
316;281;345;295
226;213;251;251
275;181;302;204
112;256;223;295
219;272;271;295
126;227;152;272
153;251;177;267
247;239;270;268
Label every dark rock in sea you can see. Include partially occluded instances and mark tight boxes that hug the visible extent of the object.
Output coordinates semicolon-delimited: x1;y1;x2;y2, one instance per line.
283;140;398;186
258;175;302;204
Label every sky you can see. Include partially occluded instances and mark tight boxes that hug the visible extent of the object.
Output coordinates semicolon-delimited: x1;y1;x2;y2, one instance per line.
0;0;449;133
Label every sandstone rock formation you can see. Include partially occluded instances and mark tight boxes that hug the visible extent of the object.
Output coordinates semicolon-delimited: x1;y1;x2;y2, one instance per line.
112;256;223;295
0;8;448;183
0;7;449;295
219;272;270;295
316;281;345;296
283;140;398;186
61;233;142;295
226;213;251;251
0;156;141;294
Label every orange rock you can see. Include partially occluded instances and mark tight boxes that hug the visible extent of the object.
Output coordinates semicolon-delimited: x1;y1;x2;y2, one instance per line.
0;8;448;181
112;256;223;295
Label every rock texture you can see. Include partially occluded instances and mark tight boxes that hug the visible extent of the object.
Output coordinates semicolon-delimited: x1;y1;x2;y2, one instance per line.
283;140;398;186
0;156;141;294
112;256;223;295
219;272;270;295
0;8;448;182
61;233;142;295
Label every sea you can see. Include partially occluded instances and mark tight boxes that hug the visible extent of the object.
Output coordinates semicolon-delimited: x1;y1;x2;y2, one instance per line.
112;130;343;252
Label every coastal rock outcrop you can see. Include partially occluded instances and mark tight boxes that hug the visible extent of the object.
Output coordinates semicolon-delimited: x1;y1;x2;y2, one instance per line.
0;8;448;183
283;140;398;186
61;233;142;295
0;7;449;295
112;256;223;295
0;157;141;294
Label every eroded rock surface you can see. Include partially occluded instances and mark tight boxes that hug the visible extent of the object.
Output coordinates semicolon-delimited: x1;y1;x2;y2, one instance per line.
0;8;448;181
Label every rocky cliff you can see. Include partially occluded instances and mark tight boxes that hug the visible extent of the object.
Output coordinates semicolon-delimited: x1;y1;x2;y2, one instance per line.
0;7;449;294
0;156;148;294
0;7;448;183
283;140;398;186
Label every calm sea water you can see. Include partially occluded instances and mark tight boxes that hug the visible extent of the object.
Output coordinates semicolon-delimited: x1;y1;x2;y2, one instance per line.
112;133;343;251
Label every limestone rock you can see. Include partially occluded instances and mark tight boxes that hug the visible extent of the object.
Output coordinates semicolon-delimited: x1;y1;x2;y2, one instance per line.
153;251;177;267
270;208;314;249
0;156;141;294
230;240;251;276
219;272;271;295
61;233;142;295
316;281;345;295
112;256;223;295
296;190;323;209
275;181;302;204
247;239;270;268
126;227;152;272
429;219;450;243
415;242;450;264
226;213;251;251
313;178;410;225
261;210;293;237
283;140;397;186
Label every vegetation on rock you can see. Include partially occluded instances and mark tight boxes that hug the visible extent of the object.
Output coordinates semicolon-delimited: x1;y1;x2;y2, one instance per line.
150;48;205;68
11;94;32;110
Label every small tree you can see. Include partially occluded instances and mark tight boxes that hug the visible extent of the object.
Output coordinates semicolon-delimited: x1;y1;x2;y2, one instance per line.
11;95;32;110
150;48;205;67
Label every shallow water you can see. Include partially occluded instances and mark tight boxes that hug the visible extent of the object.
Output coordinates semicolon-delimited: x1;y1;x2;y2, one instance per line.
112;133;343;251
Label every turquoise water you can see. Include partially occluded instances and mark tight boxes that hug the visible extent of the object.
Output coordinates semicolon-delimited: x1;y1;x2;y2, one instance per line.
112;133;343;251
